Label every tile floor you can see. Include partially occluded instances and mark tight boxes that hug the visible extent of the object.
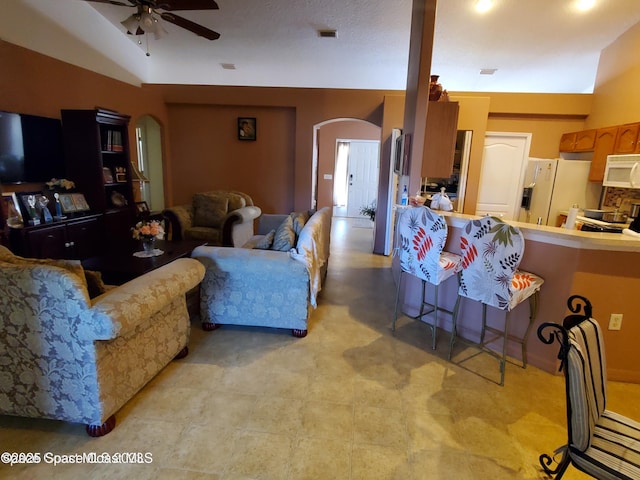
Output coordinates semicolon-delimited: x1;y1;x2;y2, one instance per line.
2;216;640;479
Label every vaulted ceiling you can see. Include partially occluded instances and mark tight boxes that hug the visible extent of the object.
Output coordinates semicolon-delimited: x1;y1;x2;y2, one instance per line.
3;0;640;93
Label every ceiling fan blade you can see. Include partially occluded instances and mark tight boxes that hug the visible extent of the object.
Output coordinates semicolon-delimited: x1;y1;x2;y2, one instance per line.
160;12;220;40
155;0;219;10
82;0;133;6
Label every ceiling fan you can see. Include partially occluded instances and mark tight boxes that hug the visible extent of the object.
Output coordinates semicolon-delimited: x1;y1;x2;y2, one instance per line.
83;0;220;41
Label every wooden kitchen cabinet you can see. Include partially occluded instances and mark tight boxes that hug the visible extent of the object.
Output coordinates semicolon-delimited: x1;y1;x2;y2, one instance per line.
421;101;459;178
589;126;618;182
559;132;576;152
574;129;596;151
559;129;596;152
613;122;640;154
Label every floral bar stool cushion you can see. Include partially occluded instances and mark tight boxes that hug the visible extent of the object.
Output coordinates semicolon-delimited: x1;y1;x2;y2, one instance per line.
397;206;461;285
458;216;544;310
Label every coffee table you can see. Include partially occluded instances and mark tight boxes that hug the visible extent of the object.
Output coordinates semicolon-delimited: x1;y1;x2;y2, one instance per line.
82;239;207;285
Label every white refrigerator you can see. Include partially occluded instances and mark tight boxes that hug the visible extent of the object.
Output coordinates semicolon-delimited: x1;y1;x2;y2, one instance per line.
517;158;601;226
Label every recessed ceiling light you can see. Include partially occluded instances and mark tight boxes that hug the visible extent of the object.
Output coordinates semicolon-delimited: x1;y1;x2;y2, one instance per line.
480;68;498;75
575;0;595;11
318;29;338;38
475;0;494;13
221;63;236;70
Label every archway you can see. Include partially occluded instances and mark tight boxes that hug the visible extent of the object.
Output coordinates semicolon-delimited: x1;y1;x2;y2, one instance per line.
312;118;381;213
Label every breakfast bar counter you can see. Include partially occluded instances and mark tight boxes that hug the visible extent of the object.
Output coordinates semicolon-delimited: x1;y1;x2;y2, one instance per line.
393;208;640;383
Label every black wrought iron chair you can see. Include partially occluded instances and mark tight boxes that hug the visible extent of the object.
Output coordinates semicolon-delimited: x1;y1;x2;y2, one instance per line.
537;295;640;479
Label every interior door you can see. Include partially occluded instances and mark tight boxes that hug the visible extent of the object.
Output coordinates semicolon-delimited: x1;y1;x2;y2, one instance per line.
346;140;380;218
475;133;531;220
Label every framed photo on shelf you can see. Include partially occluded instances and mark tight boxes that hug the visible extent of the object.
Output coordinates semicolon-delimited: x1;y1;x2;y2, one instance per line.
58;193;77;213
71;193;90;212
135;201;150;214
16;191;45;223
103;167;114;184
2;192;23;225
115;166;127;183
238;117;256;141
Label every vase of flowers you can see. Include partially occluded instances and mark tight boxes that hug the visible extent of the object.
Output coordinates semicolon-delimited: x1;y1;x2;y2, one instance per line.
132;220;164;254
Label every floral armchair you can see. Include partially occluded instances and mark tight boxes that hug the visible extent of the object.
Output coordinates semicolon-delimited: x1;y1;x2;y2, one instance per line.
0;245;205;436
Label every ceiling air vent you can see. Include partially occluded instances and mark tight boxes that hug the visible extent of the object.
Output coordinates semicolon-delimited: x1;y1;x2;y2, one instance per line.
221;63;236;70
480;68;497;75
318;29;338;38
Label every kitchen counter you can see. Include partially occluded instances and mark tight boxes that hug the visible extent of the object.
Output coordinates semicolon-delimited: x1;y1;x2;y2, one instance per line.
393;207;640;383
437;211;640;252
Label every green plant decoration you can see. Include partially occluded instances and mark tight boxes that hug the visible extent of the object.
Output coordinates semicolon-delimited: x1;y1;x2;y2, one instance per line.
359;202;376;221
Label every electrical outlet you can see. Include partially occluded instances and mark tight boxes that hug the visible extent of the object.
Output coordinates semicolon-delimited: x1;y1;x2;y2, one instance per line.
609;313;623;331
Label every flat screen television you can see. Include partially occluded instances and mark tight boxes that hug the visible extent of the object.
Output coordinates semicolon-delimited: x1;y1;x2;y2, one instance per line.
0;110;66;184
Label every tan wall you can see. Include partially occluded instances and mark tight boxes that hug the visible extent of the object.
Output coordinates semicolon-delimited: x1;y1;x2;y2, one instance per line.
146;84;402;212
588;21;640;128
317;120;381;212
165;104;296;214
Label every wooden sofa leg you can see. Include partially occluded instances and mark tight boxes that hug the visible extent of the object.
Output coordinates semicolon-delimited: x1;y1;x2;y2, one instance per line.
86;415;116;437
292;329;307;338
174;346;189;359
202;322;220;331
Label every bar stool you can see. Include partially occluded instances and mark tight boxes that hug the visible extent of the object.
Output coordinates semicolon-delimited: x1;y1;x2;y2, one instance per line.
393;206;462;350
447;216;544;385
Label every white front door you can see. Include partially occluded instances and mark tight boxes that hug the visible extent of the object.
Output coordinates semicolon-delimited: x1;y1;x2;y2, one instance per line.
346;140;380;218
475;132;531;220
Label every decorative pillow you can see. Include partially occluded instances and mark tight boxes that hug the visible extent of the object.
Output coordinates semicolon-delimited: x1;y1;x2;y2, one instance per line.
84;270;107;299
193;193;229;228
0;248;87;289
255;230;276;250
290;211;310;237
272;215;296;251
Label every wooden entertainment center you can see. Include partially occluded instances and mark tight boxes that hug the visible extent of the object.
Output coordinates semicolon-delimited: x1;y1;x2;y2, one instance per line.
3;108;137;259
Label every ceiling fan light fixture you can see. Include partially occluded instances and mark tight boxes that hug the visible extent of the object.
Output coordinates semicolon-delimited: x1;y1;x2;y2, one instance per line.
121;14;141;35
154;23;168;40
140;12;157;32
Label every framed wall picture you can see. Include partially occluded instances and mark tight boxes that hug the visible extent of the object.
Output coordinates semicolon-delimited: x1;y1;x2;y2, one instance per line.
58;193;77;213
238;117;256;141
71;193;90;212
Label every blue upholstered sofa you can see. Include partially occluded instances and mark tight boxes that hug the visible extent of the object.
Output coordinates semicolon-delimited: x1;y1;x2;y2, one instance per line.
192;206;332;337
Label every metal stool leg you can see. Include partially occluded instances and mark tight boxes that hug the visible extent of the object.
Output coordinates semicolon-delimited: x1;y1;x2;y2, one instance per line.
448;294;462;360
521;291;540;367
392;271;404;331
432;284;439;350
499;311;511;386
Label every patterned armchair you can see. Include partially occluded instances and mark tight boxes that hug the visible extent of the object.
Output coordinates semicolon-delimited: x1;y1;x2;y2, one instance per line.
163;190;261;247
0;246;204;436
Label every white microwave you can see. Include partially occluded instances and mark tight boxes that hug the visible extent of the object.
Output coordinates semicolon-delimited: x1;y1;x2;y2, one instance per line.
603;154;640;188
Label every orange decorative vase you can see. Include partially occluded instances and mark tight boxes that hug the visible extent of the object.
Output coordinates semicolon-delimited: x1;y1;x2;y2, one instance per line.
429;75;443;101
